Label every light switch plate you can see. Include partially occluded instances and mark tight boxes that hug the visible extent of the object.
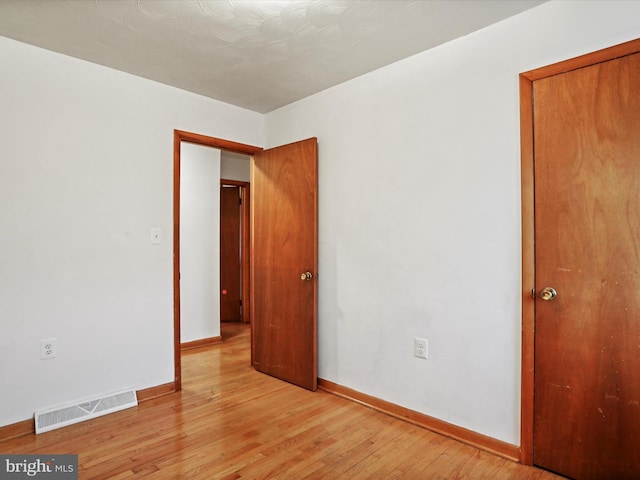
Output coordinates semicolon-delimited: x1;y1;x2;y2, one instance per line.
150;228;162;245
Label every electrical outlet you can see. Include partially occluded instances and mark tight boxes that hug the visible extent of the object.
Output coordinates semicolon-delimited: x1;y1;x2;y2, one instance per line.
41;339;57;360
414;337;428;359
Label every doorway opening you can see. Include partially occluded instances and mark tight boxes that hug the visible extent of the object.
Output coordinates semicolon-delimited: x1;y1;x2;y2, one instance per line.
173;130;262;390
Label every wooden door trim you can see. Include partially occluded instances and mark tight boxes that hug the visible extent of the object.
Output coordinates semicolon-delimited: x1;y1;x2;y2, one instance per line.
173;130;262;391
221;179;251;323
519;37;640;465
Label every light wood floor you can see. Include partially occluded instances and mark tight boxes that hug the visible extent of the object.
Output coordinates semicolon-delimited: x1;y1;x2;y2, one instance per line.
1;323;561;479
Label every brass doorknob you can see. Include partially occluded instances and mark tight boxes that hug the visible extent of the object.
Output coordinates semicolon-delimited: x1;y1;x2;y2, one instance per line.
301;272;313;281
540;287;557;301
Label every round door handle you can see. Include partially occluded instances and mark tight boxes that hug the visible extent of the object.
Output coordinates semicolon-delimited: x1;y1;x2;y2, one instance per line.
540;287;557;301
301;272;313;281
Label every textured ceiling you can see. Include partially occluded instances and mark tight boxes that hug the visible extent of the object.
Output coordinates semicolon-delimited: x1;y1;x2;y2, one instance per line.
0;0;546;113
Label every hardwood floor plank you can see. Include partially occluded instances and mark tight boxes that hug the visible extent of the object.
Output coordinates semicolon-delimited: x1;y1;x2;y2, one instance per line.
0;323;561;479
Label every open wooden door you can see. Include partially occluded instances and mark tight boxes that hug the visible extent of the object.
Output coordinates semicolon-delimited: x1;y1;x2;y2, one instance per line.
531;51;640;479
250;138;318;391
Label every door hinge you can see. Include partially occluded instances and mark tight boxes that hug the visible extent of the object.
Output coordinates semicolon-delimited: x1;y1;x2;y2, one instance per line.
239;197;242;205
239;299;243;306
531;288;536;299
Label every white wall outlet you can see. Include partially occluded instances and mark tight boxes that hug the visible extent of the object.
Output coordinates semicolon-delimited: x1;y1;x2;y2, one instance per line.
41;339;57;360
414;337;428;359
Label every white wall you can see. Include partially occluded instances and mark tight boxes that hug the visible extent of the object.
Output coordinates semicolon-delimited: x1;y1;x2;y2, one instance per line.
0;36;263;426
221;151;251;182
180;144;221;343
265;0;640;445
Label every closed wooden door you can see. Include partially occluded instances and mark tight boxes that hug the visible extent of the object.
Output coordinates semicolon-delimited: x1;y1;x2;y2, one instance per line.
220;185;241;322
251;138;318;391
533;52;640;479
